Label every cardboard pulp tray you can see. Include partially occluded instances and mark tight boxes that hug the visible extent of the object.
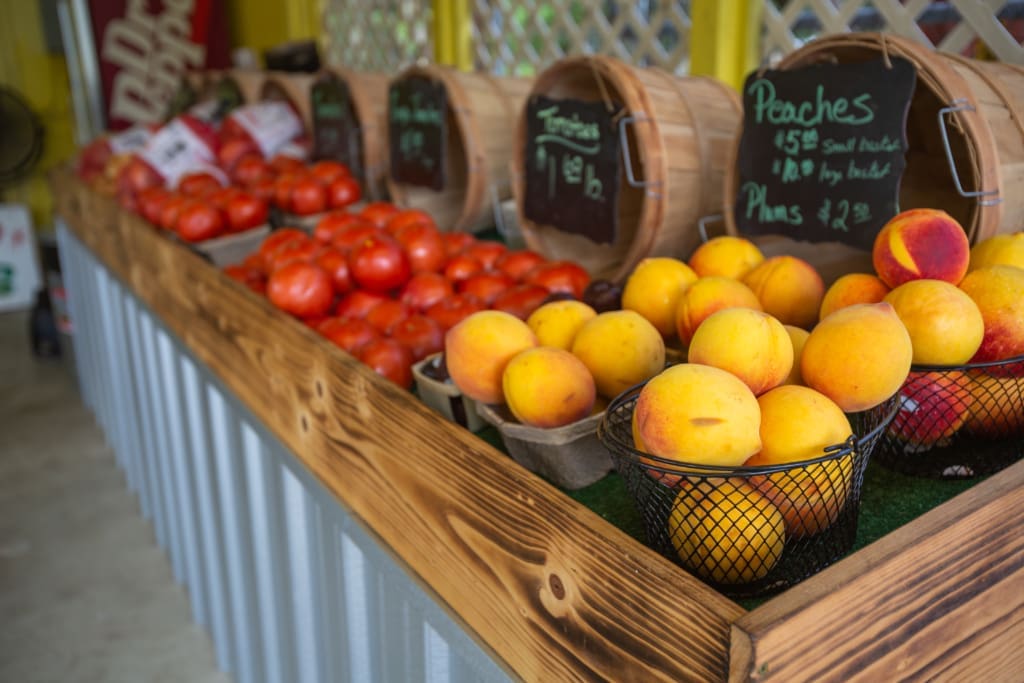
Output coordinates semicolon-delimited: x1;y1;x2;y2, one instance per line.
194;225;271;267
412;354;486;433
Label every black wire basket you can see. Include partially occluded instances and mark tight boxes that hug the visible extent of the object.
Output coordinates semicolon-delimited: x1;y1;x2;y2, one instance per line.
598;384;897;599
873;355;1024;479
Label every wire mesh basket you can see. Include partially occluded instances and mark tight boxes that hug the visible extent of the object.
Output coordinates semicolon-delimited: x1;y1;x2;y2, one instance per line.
598;384;896;599
873;355;1024;479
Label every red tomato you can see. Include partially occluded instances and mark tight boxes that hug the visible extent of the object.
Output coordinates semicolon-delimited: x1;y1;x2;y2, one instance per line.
159;196;191;231
218;138;259;172
443;255;484;283
389;315;444;361
399;272;454;311
491;284;550;320
269;154;305;174
309;160;350;185
303;316;330;329
460;241;507;270
386;209;436;235
360;201;400;229
357;338;413;388
425;294;485;331
365;299;412;334
246;177;277;203
495;249;547;281
117;157;162;198
273;173;298;211
458;271;517;305
234;155;273;186
178;172;223;197
290;178;328;216
207;186;243;210
524;261;591;299
259;228;309;261
176;203;226;242
137;187;171;225
225;193;269;233
242;252;267;274
314;249;352;294
331;221;381;251
441;231;475;257
313;212;364;244
335;290;390;318
267;262;334;318
267;241;320;272
327;176;362;209
348;234;411;293
223;264;256;284
318;317;379;354
394;222;447;274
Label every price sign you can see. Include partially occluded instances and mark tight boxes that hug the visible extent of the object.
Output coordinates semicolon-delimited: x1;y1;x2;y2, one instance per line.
388;76;447;191
311;73;362;177
734;58;916;250
522;95;622;245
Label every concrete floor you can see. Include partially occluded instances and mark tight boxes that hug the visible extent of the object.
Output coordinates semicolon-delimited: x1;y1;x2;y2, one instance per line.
0;310;229;683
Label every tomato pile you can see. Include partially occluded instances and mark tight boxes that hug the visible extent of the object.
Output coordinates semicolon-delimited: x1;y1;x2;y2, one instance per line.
224;203;592;389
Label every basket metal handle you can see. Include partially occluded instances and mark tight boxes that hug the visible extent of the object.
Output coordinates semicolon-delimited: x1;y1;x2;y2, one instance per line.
938;99;1001;207
697;214;724;243
618;114;662;198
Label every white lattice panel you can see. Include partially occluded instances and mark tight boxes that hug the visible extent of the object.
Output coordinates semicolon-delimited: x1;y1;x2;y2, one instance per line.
472;0;692;76
321;0;434;71
762;0;1024;64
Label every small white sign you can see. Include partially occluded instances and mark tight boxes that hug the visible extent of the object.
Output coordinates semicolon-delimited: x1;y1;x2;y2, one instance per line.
0;204;42;313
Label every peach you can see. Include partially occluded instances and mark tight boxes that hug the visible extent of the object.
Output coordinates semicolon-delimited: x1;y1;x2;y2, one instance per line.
687;235;765;280
751;455;853;539
962;372;1024;438
883;279;984;365
674;276;762;345
819;273;890;320
888;371;973;448
687;308;793;396
502;347;595;428
801;302;913;412
444;310;538;404
621;257;698;338
958;266;1024;363
742;255;824;329
968;232;1024;273
668;480;785;584
781;325;809;386
872;208;970;288
634;363;761;468
526;300;596;350
571;310;665;400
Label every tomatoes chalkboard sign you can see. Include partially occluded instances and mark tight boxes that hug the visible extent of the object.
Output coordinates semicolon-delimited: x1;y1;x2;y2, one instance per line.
523;95;623;245
388;76;447;191
734;57;916;251
311;73;362;177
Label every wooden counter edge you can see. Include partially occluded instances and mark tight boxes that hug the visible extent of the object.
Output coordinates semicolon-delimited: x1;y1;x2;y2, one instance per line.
51;167;745;682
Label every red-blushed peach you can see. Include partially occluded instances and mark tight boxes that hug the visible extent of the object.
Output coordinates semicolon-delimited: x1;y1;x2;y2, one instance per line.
962;371;1024;438
742;255;824;330
444;310;538;404
819;273;890;321
800;302;913;412
958;265;1024;363
687;308;793;396
687;235;765;280
502;347;596;428
883;279;984;365
888;371;973;449
872;208;970;288
674;276;762;345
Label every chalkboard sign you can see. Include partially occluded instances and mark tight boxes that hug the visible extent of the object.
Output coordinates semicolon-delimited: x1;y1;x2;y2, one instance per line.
311;74;362;177
211;77;244;119
164;78;197;121
522;95;623;245
388;76;447;191
734;57;916;251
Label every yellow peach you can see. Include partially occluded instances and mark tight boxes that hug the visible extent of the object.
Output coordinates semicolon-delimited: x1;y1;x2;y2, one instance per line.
674;276;762;345
742;255;825;330
819;273;891;320
621;257;698;338
445;310;539;404
571;310;665;400
687;235;765;280
687;308;793;396
883;279;984;365
526;300;597;350
502;347;596;428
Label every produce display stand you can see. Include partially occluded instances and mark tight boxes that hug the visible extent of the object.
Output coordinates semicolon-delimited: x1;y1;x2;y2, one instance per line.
51;165;1024;681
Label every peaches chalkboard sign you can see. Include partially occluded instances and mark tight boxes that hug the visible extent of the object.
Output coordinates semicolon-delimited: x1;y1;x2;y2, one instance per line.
523;96;623;245
311;73;362;177
388;76;447;191
734;57;916;250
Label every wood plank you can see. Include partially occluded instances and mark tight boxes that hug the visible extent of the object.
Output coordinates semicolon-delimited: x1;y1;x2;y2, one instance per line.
730;458;1024;682
52;168;744;682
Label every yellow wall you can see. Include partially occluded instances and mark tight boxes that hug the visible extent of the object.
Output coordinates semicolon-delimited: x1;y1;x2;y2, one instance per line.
225;0;322;60
0;1;76;232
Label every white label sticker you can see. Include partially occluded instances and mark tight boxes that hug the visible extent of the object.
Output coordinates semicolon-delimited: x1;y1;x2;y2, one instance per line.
139;119;216;187
228;101;303;157
108;125;153;155
0;204;42;313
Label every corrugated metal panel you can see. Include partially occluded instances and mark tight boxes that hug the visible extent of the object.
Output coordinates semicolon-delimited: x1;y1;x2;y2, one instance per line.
56;221;510;683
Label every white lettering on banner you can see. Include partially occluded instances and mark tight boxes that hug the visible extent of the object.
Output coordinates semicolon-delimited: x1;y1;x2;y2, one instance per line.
229;102;303;157
139;118;215;187
101;0;204;125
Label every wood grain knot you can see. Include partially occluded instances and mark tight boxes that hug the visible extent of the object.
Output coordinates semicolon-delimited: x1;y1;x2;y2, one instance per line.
300;414;309;432
315;380;324;399
549;573;565;600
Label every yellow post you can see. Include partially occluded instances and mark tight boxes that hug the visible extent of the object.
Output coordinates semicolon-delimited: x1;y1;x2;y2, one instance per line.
434;0;454;65
690;0;762;92
434;0;472;70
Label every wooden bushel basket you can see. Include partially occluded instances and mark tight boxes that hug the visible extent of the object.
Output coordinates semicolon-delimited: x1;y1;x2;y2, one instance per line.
511;55;742;283
316;68;389;200
260;71;316;133
386;65;534;233
226;68;266;105
724;33;1024;246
